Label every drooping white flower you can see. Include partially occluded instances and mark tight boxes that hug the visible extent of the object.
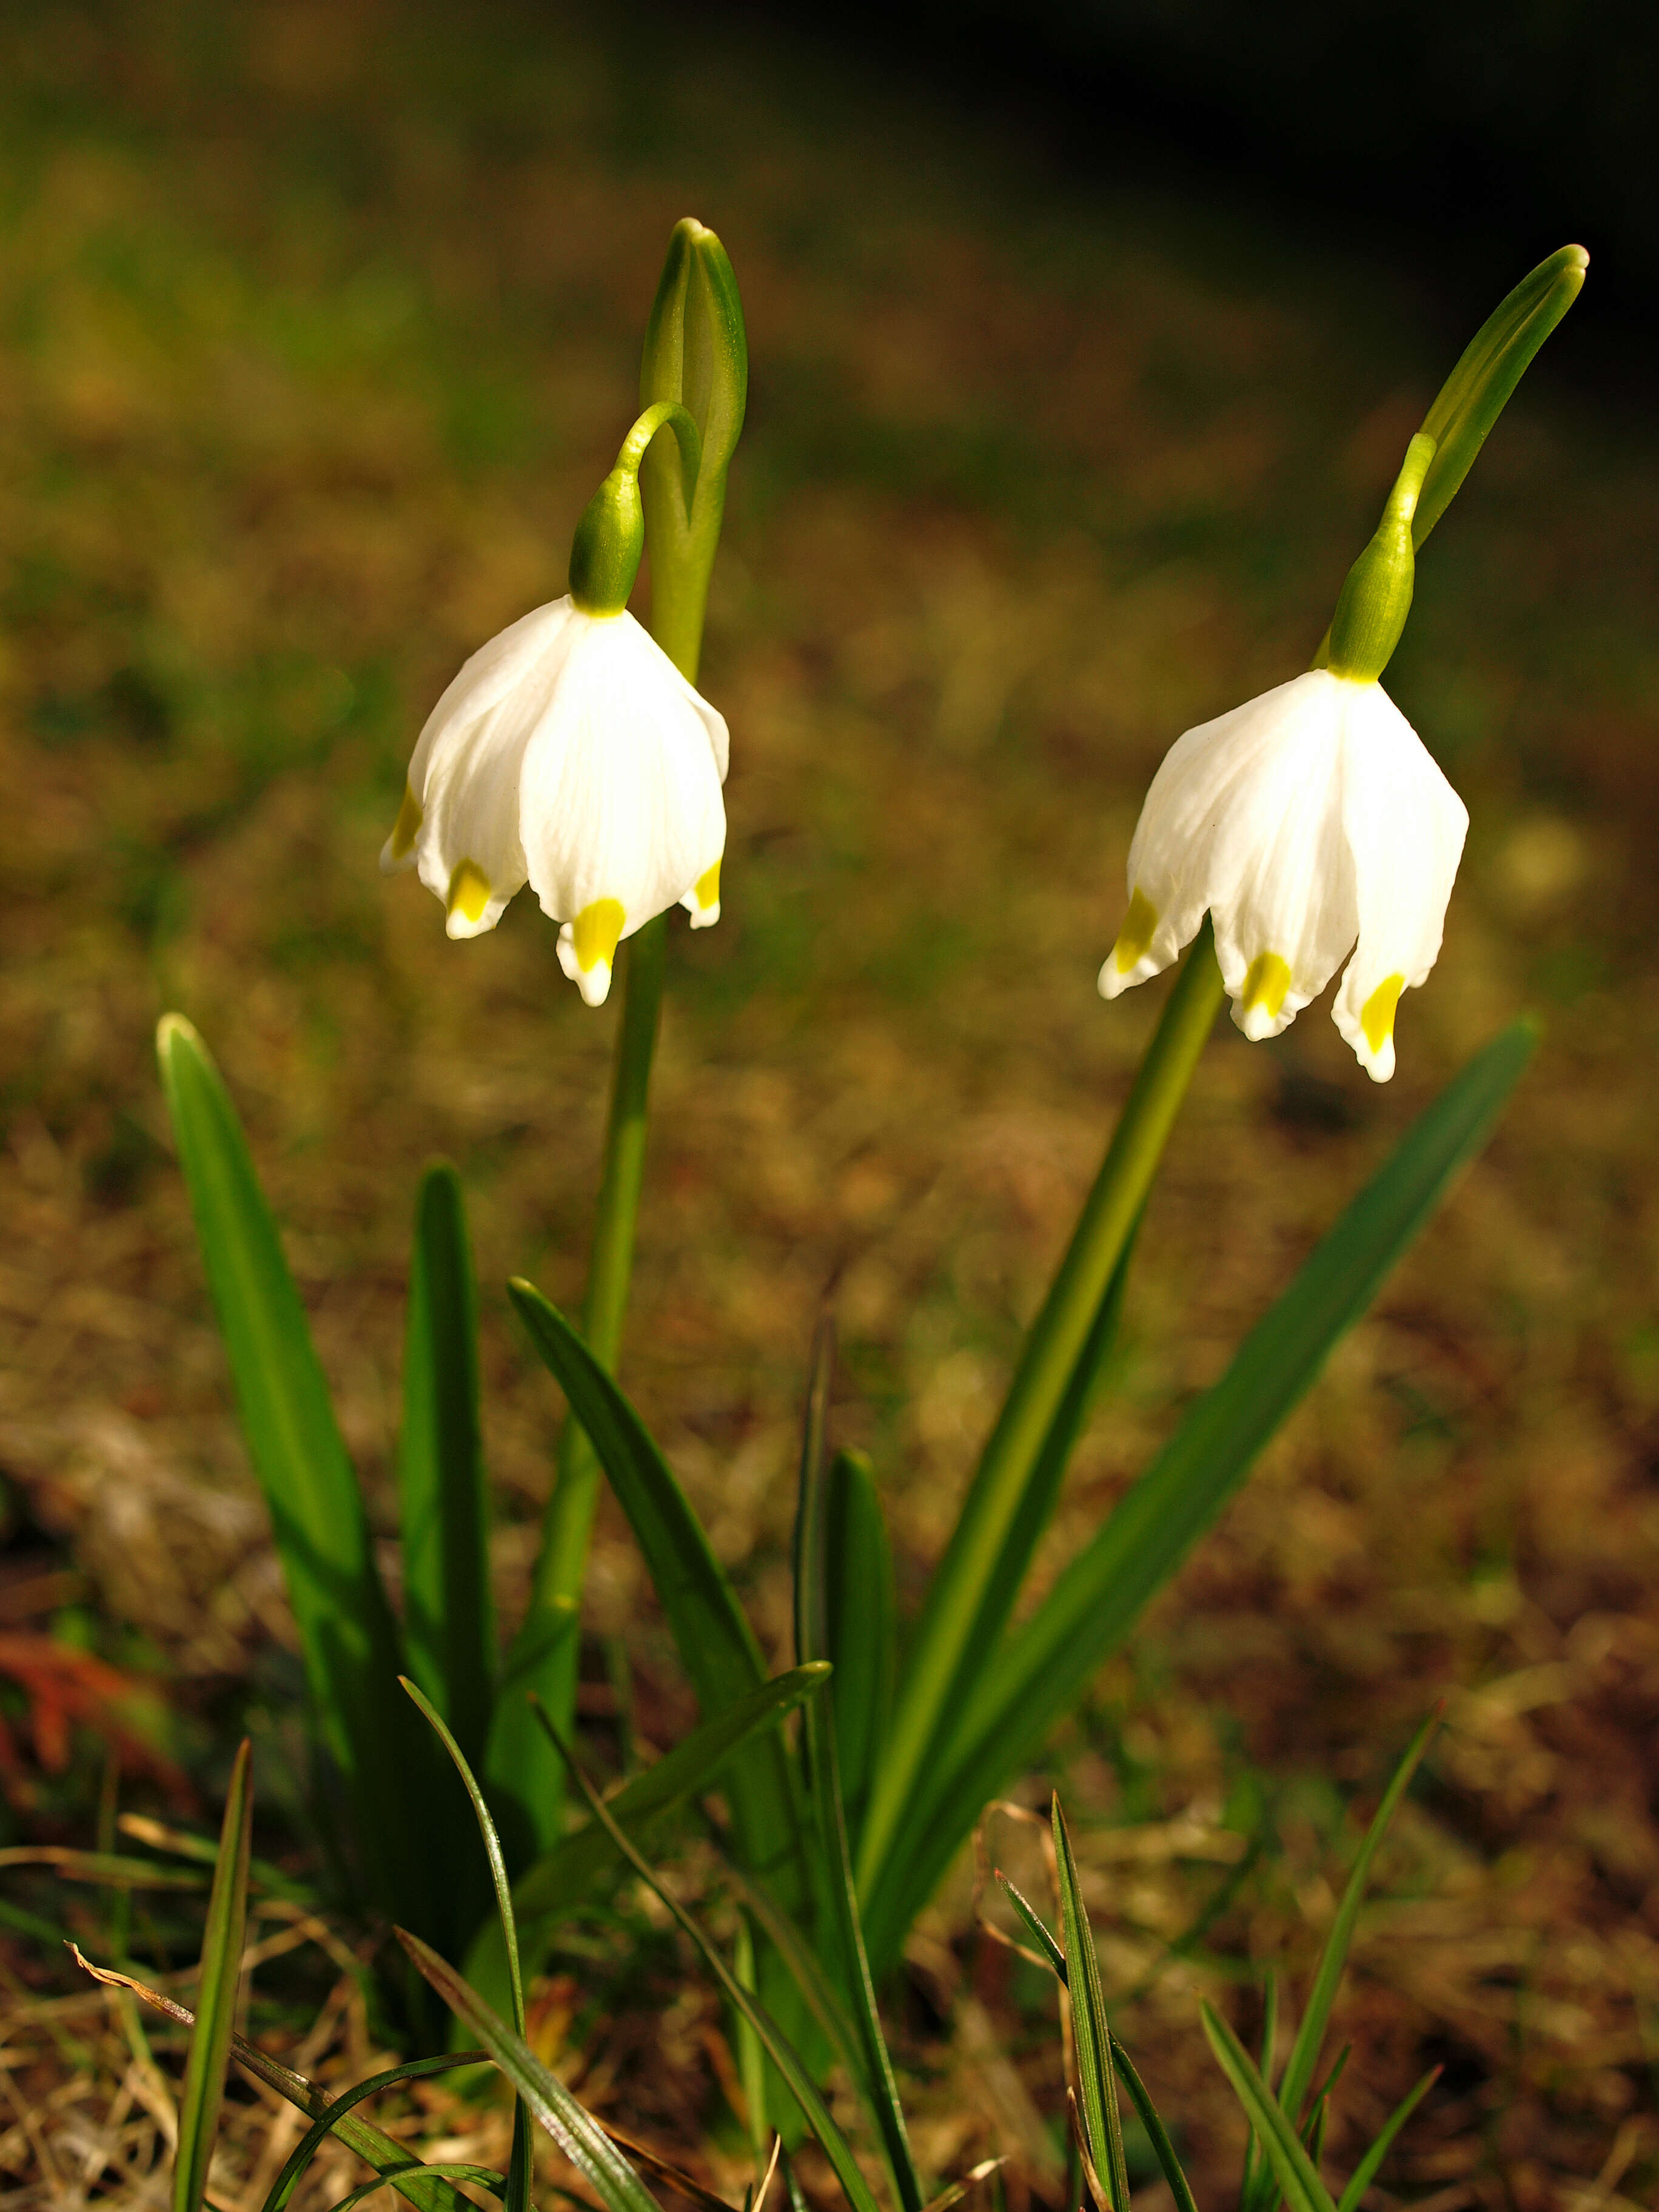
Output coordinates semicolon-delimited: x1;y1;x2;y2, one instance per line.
1098;668;1467;1081
381;595;728;1007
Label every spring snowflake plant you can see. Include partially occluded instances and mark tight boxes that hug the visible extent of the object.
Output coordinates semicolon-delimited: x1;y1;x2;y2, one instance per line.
129;224;1585;2178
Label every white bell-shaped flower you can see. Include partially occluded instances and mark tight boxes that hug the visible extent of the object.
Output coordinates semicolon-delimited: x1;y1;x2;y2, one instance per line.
381;595;728;1007
1099;668;1467;1081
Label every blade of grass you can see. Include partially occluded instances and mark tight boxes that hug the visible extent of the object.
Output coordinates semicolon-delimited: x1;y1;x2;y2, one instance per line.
1332;2068;1439;2212
173;1740;252;2212
1255;1713;1438;2198
71;1949;483;2212
1052;1800;1130;2212
156;1016;431;1935
862;1023;1532;1974
398;1928;665;2212
531;1704;884;2212
994;1872;1067;1983
794;1326;922;2212
1240;1971;1279;2210
261;2053;493;2212
323;2164;508;2212
1108;2037;1198;2212
399;1165;495;1775
400;1678;532;2212
1200;2005;1337;2212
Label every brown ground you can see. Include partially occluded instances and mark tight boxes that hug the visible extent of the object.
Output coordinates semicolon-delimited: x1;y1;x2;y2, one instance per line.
2;5;1659;2210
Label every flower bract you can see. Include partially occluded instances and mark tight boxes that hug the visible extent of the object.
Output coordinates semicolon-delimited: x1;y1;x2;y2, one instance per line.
381;597;728;1005
1099;669;1468;1081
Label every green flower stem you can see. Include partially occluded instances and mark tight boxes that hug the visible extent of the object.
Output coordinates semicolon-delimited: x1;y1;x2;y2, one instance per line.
856;928;1225;1895
536;916;667;1603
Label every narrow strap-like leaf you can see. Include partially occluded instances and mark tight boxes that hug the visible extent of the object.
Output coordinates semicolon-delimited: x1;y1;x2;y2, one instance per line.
506;1281;809;1919
1108;2035;1198;2212
1201;2005;1339;2212
862;1022;1532;1974
72;1949;483;2212
1272;1715;1438;2138
400;1677;532;2212
1333;2066;1439;2212
156;1016;430;1936
531;1706;885;2212
321;2166;506;2212
994;1872;1067;1983
1052;1800;1130;2212
399;1165;495;1774
398;1928;666;2212
822;1449;896;1854
261;2053;492;2212
173;1740;252;2212
793;1326;923;2212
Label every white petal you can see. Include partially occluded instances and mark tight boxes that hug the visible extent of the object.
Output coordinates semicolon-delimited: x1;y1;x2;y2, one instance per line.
1332;682;1469;1081
1204;671;1357;1040
518;611;727;933
390;598;585;933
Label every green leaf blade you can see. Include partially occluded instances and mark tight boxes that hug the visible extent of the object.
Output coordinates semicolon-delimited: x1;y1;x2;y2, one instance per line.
822;1450;896;1855
155;1015;430;1934
863;1021;1533;1972
399;1164;495;1773
1052;1801;1130;2212
173;1739;253;2212
504;1282;808;1914
1201;2004;1338;2212
398;1929;665;2212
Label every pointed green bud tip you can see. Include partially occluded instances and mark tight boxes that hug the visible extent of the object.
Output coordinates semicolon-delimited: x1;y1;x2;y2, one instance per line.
641;215;748;481
1325;430;1437;683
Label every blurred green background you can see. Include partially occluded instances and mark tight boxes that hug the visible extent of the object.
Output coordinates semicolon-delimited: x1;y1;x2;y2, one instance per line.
2;4;1657;2207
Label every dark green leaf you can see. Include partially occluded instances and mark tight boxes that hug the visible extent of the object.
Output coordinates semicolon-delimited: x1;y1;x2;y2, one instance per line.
399;1165;494;1774
794;1327;922;2212
506;1281;809;1920
155;1016;431;1935
822;1450;895;1853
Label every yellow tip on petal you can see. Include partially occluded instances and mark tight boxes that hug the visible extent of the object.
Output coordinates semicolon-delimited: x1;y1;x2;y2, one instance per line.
1361;972;1405;1054
1111;886;1159;973
1242;951;1292;1023
446;859;492;924
571;897;626;975
685;858;722;929
387;783;423;862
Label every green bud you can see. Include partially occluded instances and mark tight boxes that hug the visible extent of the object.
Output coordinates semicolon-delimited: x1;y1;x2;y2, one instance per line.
567;402;701;618
637;218;748;680
1324;431;1436;683
568;464;645;616
641;217;747;480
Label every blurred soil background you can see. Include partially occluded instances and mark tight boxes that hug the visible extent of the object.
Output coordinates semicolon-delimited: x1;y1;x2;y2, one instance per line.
2;3;1658;2209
